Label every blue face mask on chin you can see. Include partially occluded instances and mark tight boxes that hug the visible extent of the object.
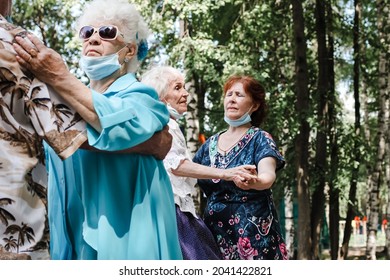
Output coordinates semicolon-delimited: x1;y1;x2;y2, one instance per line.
167;103;186;120
79;47;128;80
224;106;253;127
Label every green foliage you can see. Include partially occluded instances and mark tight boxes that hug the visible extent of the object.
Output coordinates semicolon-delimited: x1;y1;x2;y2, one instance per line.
12;0;85;78
9;0;388;257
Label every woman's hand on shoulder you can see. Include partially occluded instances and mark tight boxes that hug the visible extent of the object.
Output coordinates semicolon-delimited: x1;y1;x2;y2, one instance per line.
13;33;69;84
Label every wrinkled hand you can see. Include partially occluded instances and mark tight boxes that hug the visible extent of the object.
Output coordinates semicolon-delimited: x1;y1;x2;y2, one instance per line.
223;165;257;181
13;33;69;83
222;165;259;190
233;176;260;190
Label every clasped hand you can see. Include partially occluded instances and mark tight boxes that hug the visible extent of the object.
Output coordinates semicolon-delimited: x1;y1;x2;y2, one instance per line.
223;165;259;190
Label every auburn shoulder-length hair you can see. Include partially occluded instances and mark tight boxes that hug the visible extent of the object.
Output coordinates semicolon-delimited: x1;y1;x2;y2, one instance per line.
223;75;267;127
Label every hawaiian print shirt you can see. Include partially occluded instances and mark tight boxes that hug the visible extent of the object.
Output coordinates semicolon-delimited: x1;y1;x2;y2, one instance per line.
0;15;86;259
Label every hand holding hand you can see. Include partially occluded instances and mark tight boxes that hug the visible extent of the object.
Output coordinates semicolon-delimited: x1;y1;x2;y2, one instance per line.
223;165;259;189
233;175;260;190
233;157;277;190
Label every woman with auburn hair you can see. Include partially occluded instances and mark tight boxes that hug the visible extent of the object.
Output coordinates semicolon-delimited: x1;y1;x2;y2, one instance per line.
193;75;288;260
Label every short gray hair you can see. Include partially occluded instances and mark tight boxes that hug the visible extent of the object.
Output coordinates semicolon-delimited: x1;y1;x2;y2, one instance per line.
141;66;183;100
76;0;149;72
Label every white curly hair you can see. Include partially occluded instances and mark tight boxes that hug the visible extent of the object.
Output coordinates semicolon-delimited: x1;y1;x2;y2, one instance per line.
76;0;149;72
141;66;184;100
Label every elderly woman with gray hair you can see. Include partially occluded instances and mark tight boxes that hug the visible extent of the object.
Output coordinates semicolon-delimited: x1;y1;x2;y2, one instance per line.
13;0;182;260
141;66;257;259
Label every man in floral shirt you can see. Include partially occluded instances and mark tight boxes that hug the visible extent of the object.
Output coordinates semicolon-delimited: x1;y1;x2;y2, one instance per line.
0;1;87;259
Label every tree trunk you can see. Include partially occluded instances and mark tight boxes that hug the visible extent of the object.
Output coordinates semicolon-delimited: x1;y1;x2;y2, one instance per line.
284;185;295;259
380;0;390;261
179;19;200;157
366;181;380;260
340;0;362;260
185;80;201;157
365;0;388;260
291;0;312;260
325;0;339;260
311;0;329;259
268;2;296;259
179;19;204;215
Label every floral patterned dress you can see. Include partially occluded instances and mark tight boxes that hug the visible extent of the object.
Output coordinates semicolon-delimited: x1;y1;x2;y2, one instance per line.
193;126;288;260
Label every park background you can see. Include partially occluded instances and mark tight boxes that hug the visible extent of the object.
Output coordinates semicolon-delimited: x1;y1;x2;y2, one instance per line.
9;0;389;260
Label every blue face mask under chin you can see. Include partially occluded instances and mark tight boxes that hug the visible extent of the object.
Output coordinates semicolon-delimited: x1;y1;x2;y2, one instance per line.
79;48;126;80
167;103;186;120
224;106;253;127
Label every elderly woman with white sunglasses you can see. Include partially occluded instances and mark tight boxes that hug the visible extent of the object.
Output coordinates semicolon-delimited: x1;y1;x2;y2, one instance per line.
13;0;182;260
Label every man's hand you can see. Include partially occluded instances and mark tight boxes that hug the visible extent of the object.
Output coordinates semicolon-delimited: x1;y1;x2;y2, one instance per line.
80;125;172;160
131;125;172;160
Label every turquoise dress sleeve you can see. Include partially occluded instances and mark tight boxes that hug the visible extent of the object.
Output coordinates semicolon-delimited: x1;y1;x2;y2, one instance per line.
87;74;170;151
46;73;182;260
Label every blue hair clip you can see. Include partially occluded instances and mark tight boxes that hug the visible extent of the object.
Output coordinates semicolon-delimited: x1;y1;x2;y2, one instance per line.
137;39;148;61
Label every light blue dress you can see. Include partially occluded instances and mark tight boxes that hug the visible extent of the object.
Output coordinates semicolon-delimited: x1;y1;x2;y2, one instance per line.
45;73;183;260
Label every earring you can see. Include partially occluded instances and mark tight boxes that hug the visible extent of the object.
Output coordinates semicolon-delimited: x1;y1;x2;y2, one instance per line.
124;58;129;63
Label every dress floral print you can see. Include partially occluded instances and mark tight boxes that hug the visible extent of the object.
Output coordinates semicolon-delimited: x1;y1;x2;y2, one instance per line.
193;127;288;260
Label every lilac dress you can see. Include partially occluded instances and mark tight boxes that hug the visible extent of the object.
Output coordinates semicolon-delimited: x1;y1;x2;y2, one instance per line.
193;126;288;260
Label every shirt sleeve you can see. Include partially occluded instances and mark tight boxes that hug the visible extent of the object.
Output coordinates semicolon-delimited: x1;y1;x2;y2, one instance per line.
163;121;189;171
254;130;285;171
87;83;170;151
193;138;209;165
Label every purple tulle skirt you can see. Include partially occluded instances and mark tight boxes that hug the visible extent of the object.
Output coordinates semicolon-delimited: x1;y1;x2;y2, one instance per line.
175;206;221;260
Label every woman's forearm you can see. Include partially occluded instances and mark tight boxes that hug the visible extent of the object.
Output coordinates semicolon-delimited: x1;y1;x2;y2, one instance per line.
171;159;257;182
171;159;224;179
248;157;277;190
